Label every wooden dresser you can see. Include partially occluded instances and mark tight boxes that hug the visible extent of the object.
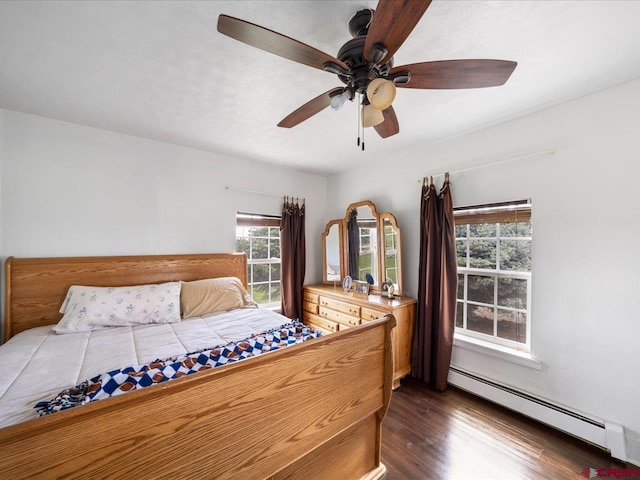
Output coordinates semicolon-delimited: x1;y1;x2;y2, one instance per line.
302;284;416;389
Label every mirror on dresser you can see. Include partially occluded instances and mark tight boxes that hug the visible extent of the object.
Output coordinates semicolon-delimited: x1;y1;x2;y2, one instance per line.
381;213;402;294
312;201;413;389
321;199;403;296
322;220;343;283
346;200;379;290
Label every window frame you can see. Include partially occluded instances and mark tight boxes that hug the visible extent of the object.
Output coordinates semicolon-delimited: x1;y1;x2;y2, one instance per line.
235;212;282;309
454;200;532;353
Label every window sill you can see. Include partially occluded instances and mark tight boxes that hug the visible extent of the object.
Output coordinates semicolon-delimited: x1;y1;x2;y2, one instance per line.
453;334;543;370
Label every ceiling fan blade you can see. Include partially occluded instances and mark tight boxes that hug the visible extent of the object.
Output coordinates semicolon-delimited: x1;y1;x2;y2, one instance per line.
374;106;399;138
391;60;517;89
278;88;344;128
218;15;349;72
364;0;432;65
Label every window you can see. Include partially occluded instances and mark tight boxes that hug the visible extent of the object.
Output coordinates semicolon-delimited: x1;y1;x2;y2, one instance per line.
454;200;532;352
235;212;281;308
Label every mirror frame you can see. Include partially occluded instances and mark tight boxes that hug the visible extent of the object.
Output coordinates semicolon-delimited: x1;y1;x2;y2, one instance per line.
321;219;344;285
342;200;381;291
321;200;403;295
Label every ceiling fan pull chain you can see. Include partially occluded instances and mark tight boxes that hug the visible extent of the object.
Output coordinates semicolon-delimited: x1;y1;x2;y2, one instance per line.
357;92;361;147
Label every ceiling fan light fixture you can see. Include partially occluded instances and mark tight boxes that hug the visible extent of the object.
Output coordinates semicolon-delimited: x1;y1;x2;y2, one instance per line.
330;90;351;111
362;103;385;128
366;78;396;110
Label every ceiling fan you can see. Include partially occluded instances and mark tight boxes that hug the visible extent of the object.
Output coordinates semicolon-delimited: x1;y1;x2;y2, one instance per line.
217;0;517;142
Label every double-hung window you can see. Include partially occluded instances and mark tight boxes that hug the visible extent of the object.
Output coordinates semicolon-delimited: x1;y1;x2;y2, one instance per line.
235;212;281;308
454;200;532;352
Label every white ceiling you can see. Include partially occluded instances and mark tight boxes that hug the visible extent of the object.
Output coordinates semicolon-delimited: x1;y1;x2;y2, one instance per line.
1;1;640;176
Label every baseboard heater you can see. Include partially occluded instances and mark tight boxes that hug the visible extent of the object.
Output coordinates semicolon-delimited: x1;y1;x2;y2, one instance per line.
447;366;626;459
450;367;604;427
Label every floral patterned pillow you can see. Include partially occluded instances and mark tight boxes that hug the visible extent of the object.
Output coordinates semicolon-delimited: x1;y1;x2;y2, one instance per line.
54;283;182;334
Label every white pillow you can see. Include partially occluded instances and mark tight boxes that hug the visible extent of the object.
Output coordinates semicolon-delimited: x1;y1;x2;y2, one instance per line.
54;282;182;334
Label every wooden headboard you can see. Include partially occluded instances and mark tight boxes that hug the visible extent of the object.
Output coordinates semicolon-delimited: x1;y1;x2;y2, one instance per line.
3;253;248;342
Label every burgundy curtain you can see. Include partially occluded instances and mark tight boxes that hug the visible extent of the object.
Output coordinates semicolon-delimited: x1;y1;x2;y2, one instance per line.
280;197;306;320
412;174;458;391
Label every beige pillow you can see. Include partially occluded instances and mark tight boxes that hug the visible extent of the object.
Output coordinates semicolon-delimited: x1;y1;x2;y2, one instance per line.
181;277;257;319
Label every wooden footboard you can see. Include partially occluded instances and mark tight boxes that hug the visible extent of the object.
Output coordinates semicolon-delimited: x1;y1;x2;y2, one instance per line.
0;315;395;479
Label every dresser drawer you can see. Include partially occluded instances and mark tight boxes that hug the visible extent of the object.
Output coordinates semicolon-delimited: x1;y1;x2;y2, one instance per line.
303;291;319;304
361;306;387;322
318;306;361;328
304;312;339;333
303;300;318;315
319;296;361;317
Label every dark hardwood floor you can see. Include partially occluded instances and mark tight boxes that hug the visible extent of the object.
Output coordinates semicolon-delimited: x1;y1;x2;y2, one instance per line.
381;377;630;479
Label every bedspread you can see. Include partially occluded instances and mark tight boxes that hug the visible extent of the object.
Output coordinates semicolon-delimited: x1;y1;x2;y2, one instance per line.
36;321;318;415
0;307;299;427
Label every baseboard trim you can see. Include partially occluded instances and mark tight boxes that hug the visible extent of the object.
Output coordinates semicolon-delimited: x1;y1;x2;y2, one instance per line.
448;367;607;449
447;367;640;465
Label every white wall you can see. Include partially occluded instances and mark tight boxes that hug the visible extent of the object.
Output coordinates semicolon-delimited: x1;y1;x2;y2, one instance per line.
0;110;3;256
0;109;327;320
0;110;4;333
327;78;640;461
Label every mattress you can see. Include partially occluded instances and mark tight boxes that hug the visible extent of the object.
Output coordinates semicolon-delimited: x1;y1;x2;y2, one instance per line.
0;307;288;428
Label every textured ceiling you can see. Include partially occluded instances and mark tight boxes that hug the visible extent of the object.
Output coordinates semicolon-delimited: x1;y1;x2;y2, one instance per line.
1;1;640;175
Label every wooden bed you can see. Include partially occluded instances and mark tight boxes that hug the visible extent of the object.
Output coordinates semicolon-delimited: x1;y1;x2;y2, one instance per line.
0;253;395;480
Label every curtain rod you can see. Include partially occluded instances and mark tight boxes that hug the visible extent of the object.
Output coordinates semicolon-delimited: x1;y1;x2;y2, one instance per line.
225;186;305;201
417;149;555;182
